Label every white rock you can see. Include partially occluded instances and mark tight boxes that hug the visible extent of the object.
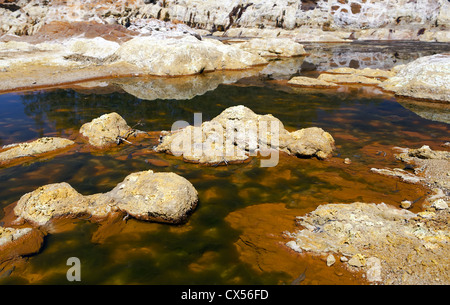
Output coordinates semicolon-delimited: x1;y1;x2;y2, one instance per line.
326;254;336;266
432;199;448;210
381;54;450;102
366;257;382;282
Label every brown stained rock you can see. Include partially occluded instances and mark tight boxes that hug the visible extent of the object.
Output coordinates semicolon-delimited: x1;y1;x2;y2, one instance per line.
13;170;198;227
225;203;367;284
0;137;75;165
0;226;44;264
288;127;335;160
79;112;135;148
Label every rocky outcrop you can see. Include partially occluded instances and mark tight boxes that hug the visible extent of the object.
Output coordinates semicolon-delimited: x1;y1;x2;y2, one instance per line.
79;112;137;148
0;34;269;91
286;201;450;284
13;170;198;226
394;145;450;191
288;66;394;88
0;137;75;164
0;227;33;248
1;0;448;42
371;145;450;213
0;226;44;264
114;35;267;76
156;105;335;164
381;54;450;102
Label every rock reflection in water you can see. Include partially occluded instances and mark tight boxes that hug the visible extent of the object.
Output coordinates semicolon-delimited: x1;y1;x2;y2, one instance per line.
302;41;450;72
396;98;450;125
113;68;264;101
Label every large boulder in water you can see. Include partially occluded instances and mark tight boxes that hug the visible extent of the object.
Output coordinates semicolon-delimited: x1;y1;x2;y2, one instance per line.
381;54;450;102
156;105;335;165
13;170;198;226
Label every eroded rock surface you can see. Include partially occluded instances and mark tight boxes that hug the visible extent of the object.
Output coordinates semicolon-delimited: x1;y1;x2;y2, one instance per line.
324;67;395;79
0;137;75;164
395;145;450;191
79;112;136;148
156;105;335;164
381;54;450;102
372;145;450;195
0;226;44;265
236;38;306;57
13;170;198;226
286;201;450;284
318;72;382;85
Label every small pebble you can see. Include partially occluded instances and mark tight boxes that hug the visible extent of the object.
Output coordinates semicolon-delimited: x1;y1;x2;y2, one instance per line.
401;200;412;209
326;254;336;266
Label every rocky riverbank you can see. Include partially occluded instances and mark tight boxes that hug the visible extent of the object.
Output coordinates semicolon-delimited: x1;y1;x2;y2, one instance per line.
0;0;449;286
287;144;450;284
287;54;450;102
1;0;448;42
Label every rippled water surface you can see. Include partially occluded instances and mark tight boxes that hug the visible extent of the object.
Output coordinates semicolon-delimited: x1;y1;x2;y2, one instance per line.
0;42;449;285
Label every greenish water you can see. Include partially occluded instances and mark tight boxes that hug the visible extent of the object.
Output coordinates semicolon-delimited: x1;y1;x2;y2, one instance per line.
0;42;449;285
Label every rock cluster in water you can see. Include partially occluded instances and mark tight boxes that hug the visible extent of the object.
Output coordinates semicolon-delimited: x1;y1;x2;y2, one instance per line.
156;105;335;164
287;54;450;102
13;170;198;226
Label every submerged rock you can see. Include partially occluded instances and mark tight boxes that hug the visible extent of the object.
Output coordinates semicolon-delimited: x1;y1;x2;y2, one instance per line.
156;105;335;165
0;226;44;264
0;227;34;248
0;137;75;164
381;54;450;102
13;170;198;226
318;73;382;85
79;112;136;148
324;67;395;79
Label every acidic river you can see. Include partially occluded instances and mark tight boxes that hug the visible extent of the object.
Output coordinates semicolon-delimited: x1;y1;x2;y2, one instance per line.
0;41;449;284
